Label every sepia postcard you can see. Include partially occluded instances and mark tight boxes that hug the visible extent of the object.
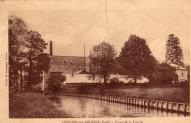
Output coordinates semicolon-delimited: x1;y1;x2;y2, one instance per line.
0;0;191;123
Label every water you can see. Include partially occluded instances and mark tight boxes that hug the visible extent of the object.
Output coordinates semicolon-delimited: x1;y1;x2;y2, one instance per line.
51;96;188;117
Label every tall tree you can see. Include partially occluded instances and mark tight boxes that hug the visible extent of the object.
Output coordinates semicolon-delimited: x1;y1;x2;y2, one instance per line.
165;34;184;66
118;34;157;83
90;42;116;84
8;15;28;91
25;31;47;90
9;15;48;91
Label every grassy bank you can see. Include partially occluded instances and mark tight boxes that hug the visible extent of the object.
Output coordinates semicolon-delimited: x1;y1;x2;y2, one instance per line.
63;84;190;103
9;92;70;118
104;86;190;103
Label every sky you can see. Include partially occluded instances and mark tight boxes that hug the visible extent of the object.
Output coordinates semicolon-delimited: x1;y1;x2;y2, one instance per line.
8;0;190;64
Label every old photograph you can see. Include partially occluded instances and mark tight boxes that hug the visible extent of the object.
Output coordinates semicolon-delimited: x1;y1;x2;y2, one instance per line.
3;0;190;119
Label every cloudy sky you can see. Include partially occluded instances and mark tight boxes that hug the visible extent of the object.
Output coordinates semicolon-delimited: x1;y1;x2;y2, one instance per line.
8;0;190;64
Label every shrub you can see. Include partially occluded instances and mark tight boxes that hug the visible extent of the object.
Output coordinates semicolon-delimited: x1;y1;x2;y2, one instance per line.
149;62;178;83
109;77;124;87
47;73;66;95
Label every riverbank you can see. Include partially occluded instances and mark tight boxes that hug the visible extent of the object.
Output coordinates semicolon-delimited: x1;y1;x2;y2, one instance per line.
62;84;190;103
9;92;70;118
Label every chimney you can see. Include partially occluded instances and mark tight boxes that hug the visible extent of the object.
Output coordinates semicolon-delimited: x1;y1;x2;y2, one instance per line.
50;41;53;56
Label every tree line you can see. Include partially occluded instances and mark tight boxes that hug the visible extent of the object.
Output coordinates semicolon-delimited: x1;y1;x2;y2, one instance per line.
89;34;186;84
9;15;50;91
9;15;188;93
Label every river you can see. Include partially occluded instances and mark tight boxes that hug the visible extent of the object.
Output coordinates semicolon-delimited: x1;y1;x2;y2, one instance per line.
50;96;187;117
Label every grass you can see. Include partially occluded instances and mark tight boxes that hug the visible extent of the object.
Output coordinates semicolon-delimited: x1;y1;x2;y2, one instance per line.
64;84;190;103
104;86;190;103
9;92;70;118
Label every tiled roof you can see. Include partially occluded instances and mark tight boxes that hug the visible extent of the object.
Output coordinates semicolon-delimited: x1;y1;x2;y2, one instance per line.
49;56;90;74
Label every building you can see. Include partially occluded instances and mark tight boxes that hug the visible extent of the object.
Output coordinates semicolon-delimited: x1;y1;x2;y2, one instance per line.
170;64;188;82
48;55;99;85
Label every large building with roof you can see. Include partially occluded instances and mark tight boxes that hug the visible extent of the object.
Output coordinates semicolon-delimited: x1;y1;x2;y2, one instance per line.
48;55;99;84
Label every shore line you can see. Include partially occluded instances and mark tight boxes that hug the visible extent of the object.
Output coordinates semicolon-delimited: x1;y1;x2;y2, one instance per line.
62;93;190;115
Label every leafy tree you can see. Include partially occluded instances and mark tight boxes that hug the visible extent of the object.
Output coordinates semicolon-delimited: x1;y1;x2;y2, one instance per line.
8;15;28;91
118;34;157;83
25;31;47;90
149;62;178;83
165;34;184;66
9;15;48;91
90;42;116;84
47;73;66;95
37;53;51;72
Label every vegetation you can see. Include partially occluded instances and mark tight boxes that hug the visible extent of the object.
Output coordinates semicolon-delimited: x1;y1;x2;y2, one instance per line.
9;15;48;91
26;31;47;89
165;34;184;66
89;42;116;84
118;35;157;83
47;73;66;95
9;92;70;118
104;85;189;103
148;62;178;83
37;53;51;72
64;84;189;103
9;16;28;91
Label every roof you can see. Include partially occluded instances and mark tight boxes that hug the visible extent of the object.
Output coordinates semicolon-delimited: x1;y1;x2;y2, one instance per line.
169;63;186;70
49;56;90;74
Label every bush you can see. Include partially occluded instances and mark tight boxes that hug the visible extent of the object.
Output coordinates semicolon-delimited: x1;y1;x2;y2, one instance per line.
149;62;178;83
109;77;124;87
47;73;66;95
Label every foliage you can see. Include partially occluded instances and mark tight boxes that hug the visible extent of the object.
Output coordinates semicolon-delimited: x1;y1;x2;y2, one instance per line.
186;65;190;83
9;92;70;118
26;31;47;89
8;15;48;91
9;16;28;90
118;34;157;83
90;42;116;84
37;53;51;72
47;73;66;95
165;34;184;66
109;77;124;87
110;77;122;84
149;62;178;83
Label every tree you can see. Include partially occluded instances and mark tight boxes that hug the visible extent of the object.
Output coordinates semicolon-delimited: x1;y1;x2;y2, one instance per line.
165;34;184;66
186;65;190;83
9;15;48;91
47;73;66;95
25;31;47;90
149;62;178;83
37;53;51;72
8;15;28;91
118;34;157;83
90;42;116;84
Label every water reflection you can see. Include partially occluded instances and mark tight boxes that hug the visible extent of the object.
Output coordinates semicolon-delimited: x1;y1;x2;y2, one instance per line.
51;96;188;117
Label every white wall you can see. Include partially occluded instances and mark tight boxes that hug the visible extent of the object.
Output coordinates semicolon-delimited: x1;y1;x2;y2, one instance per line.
175;69;188;82
63;74;149;84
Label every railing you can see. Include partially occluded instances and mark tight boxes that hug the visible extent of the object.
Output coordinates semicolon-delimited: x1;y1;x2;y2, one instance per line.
62;93;190;115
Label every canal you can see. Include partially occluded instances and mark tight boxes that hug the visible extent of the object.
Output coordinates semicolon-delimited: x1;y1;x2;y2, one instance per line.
50;96;187;117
